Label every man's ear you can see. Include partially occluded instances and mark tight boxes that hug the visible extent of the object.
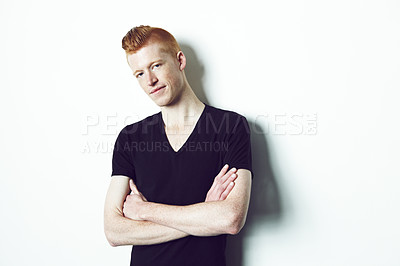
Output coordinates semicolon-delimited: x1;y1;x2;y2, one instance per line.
176;51;186;71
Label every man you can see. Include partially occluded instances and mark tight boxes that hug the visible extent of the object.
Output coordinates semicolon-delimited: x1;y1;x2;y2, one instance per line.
104;25;253;266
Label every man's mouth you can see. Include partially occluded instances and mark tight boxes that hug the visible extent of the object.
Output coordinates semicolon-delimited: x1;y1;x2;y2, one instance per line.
150;86;165;94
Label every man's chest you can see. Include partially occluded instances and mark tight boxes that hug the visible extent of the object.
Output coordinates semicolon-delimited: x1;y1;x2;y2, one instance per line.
165;132;190;152
132;143;224;205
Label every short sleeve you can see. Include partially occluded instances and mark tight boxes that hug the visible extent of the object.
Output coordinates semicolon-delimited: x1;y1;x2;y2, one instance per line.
223;116;253;178
111;127;135;179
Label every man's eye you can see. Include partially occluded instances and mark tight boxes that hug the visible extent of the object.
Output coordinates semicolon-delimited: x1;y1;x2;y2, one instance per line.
153;64;161;69
136;73;143;78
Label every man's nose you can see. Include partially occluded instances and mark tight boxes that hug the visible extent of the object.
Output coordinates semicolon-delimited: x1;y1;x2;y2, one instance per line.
147;72;158;86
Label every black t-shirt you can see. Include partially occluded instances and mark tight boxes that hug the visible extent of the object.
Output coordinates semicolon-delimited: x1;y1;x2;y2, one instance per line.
112;104;252;266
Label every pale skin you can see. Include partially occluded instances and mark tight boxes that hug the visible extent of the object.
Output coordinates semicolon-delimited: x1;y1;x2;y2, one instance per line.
104;165;240;246
123;169;251;236
104;40;252;246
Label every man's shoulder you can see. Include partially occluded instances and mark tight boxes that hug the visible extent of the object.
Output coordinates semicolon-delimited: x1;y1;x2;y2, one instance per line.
204;104;249;134
118;112;161;136
205;104;247;124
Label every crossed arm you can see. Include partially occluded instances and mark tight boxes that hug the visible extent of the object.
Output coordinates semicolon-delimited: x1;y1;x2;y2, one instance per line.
104;166;252;246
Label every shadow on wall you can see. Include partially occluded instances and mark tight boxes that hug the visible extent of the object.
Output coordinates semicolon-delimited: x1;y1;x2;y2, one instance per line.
180;44;209;104
181;43;284;266
226;122;283;266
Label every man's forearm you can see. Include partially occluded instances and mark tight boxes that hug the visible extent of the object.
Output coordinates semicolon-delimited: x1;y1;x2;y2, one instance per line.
104;210;188;246
139;199;243;237
104;175;188;247
136;169;252;236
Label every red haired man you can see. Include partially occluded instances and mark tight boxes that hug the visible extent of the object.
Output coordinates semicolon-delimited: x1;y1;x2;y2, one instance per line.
104;26;253;266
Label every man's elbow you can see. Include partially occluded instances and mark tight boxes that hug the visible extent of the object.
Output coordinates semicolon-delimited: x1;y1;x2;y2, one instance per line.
225;211;246;235
226;224;241;235
104;216;125;247
104;228;120;247
105;235;118;247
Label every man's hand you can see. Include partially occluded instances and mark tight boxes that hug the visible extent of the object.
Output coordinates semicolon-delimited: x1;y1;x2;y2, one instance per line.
123;180;147;221
122;165;237;221
205;164;237;202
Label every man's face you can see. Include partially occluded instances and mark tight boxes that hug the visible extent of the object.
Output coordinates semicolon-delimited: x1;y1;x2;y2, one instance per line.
127;42;185;107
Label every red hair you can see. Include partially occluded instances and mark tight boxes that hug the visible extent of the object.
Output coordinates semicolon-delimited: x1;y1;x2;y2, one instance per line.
122;25;181;56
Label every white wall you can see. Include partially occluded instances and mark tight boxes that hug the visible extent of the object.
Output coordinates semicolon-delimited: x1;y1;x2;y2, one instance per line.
1;1;399;265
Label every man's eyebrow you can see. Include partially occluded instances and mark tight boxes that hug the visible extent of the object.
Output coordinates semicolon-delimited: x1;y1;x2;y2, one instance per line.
133;59;164;75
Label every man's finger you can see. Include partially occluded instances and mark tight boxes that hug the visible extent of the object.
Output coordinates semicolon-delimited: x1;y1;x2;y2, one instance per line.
215;170;238;200
205;165;238;202
130;179;140;194
219;181;235;200
216;164;229;178
215;173;237;198
216;166;236;185
222;172;237;188
218;167;237;186
209;164;229;192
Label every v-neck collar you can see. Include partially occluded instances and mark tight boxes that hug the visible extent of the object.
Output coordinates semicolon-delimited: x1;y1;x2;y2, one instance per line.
159;103;207;154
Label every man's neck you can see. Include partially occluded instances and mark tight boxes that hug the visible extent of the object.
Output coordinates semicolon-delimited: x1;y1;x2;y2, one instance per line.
160;86;205;131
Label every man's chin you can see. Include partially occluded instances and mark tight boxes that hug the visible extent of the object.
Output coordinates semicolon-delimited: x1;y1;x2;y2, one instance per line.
151;94;177;108
152;97;171;108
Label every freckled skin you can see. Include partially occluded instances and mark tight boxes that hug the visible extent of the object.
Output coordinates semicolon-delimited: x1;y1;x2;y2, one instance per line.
127;42;187;108
104;34;252;250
